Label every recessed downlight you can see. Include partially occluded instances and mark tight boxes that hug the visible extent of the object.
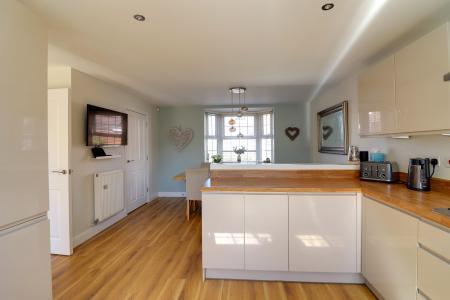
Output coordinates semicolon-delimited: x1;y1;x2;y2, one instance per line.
133;14;146;22
321;3;335;11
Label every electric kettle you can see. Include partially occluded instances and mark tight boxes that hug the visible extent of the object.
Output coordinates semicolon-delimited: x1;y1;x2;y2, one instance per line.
407;158;434;191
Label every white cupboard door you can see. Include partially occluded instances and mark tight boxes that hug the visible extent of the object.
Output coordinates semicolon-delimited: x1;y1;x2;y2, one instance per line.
358;56;397;135
0;218;52;300
244;194;288;271
395;23;450;132
202;193;245;270
363;197;418;300
126;111;148;213
418;248;450;300
289;194;357;273
48;88;72;255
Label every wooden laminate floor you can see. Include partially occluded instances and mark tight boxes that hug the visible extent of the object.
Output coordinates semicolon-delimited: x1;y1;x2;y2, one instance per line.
52;197;376;300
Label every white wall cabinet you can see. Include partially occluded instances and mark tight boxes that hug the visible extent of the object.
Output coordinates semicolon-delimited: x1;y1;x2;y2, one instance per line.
202;193;245;270
396;23;450;133
244;194;288;271
362;197;418;300
358;56;397;135
358;23;450;135
289;194;358;273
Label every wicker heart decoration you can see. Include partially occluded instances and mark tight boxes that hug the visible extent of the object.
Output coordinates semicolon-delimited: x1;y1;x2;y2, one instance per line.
285;127;300;141
168;126;194;152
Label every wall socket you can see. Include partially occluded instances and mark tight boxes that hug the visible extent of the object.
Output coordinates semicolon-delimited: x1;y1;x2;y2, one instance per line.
443;156;450;168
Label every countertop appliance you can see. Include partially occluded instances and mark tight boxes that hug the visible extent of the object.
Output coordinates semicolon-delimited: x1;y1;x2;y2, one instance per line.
432;208;450;218
407;158;435;191
360;161;398;182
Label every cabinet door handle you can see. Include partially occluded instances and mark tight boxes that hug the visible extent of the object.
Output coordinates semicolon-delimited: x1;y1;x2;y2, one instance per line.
127;160;135;163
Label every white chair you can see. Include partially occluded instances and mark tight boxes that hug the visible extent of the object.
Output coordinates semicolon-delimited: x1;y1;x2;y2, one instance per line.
185;167;209;221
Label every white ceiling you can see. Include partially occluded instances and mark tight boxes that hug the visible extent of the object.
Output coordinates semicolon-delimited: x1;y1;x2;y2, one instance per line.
21;0;450;105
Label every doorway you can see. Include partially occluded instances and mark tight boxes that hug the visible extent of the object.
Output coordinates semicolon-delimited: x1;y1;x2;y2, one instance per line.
48;88;73;255
125;110;149;213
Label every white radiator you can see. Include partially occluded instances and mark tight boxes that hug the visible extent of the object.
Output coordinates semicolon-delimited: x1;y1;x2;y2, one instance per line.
94;170;124;224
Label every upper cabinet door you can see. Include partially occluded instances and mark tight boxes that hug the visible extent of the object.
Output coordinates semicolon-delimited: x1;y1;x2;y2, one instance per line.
358;56;397;135
395;23;450;132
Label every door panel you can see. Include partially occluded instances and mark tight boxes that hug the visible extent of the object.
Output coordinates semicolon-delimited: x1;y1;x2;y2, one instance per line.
0;218;52;300
126;111;148;213
358;56;397;135
396;23;450;132
48;88;72;255
202;193;245;269
244;194;288;271
289;194;357;273
363;197;418;300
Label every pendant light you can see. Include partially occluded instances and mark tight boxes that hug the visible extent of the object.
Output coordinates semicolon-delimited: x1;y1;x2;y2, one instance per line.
228;89;236;132
240;89;248;112
228;87;247;135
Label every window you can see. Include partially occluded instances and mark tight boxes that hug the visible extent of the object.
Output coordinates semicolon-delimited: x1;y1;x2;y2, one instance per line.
204;110;274;163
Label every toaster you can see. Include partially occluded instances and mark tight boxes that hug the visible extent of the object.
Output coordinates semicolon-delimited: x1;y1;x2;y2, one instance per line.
360;161;398;183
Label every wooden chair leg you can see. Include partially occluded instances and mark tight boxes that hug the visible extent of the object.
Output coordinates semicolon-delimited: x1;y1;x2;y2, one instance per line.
186;200;190;221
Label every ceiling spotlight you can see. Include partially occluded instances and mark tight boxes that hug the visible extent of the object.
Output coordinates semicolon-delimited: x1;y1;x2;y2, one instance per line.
321;3;335;11
133;14;146;22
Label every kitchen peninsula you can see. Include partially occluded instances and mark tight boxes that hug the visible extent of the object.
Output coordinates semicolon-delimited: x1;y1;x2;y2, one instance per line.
201;163;450;299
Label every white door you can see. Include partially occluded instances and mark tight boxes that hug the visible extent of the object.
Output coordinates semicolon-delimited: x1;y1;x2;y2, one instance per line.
244;194;289;271
126;110;148;213
48;88;72;255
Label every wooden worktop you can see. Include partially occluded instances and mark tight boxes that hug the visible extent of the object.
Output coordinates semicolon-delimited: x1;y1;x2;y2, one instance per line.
202;177;450;229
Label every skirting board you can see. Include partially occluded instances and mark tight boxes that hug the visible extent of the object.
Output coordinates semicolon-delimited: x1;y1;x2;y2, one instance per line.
205;269;365;284
73;210;127;248
158;192;186;197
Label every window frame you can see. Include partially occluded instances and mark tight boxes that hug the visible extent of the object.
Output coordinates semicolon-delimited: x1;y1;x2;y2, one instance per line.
204;110;274;163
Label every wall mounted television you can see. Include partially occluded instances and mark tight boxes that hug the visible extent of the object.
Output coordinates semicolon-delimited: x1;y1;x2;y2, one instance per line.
86;104;128;146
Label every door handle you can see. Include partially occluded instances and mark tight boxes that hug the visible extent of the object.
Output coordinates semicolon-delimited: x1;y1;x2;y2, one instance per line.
52;170;67;175
127;160;135;163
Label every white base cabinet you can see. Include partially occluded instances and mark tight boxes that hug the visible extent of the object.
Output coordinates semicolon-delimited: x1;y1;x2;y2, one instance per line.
362;197;418;300
202;193;245;270
244;194;288;271
202;192;361;282
289;194;359;273
417;221;450;300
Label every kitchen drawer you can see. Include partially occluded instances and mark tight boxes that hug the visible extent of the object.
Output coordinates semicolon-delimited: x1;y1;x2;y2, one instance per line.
418;221;450;260
418;247;450;300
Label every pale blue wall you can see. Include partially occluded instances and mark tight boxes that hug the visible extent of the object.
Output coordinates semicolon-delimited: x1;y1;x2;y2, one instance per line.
157;106;205;193
273;103;310;163
157;103;310;193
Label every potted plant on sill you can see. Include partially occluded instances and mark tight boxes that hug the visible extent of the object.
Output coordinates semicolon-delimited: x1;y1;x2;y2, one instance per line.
233;146;246;163
211;154;222;163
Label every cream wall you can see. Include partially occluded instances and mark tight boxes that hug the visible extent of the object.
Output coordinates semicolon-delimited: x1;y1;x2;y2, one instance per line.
48;67;158;241
309;76;450;179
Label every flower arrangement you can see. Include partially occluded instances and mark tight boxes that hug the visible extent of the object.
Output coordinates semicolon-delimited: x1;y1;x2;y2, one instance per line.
233;146;246;163
211;154;222;163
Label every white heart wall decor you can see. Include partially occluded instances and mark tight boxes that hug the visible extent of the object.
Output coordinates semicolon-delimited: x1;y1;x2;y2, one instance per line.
168;126;194;152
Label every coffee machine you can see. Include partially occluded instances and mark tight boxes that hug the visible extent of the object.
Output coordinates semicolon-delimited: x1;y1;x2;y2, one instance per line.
407;158;436;191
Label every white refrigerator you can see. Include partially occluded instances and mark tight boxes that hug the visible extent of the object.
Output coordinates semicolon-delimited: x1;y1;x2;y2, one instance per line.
0;111;53;300
0;0;53;298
